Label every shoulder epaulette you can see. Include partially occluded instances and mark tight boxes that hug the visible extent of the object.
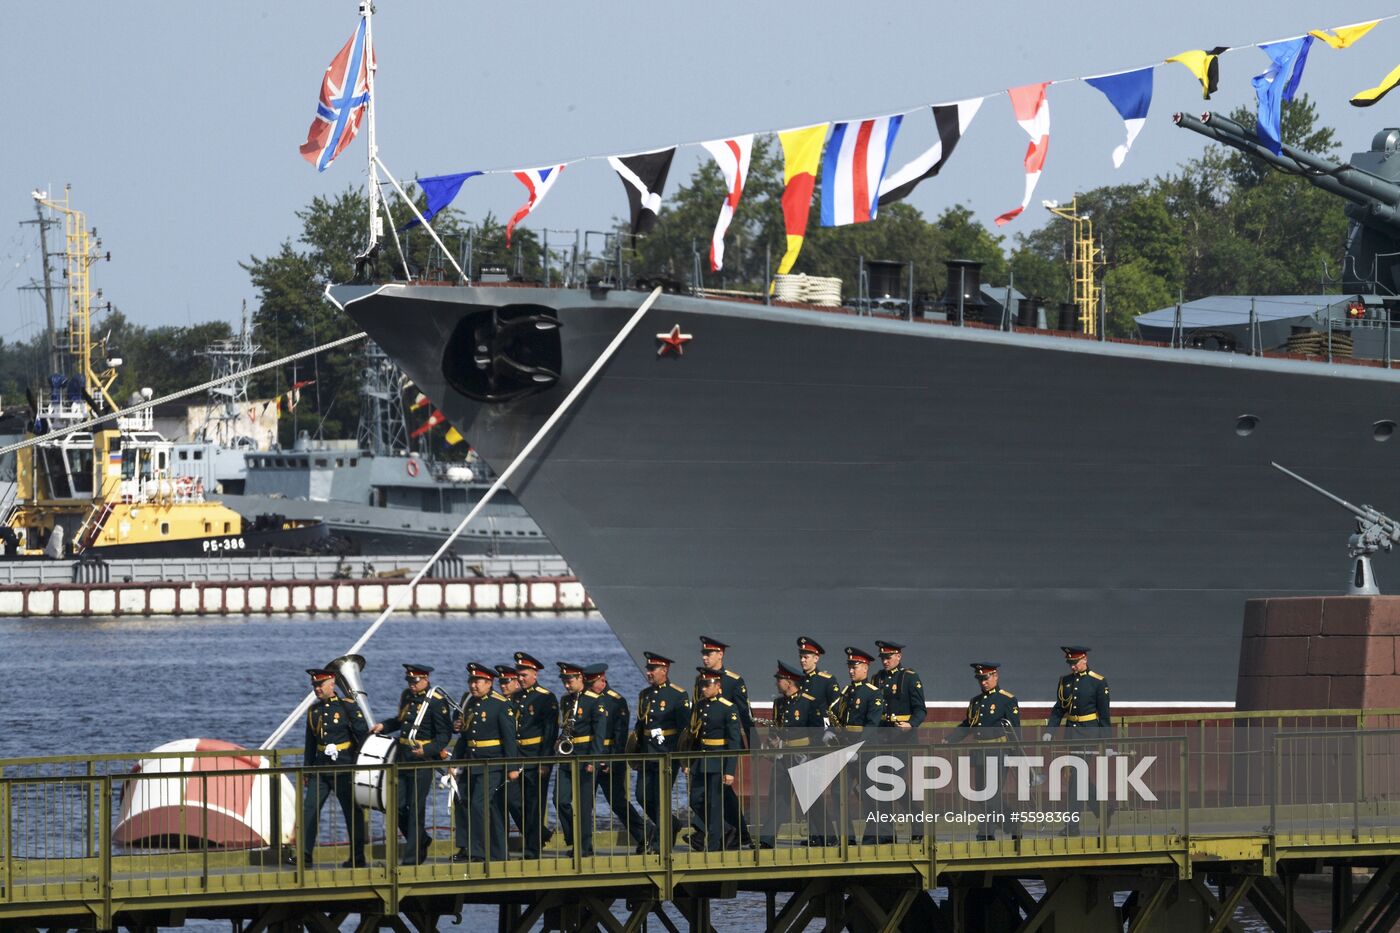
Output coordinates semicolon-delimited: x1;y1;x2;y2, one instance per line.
583;689;600;698
724;669;740;679
607;688;622;698
998;689;1014;698
799;692;815;701
534;685;551;694
816;670;832;679
666;682;687;694
490;691;505;701
1088;671;1104;681
717;696;734;707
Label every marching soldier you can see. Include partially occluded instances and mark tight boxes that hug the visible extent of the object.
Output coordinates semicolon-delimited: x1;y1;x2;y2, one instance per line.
553;661;601;857
832;647;885;734
633;652;691;853
946;662;1021;840
586;663;649;853
493;665;528;852
1043;646;1111;734
833;647;888;843
797;636;840;717
684;667;742;851
369;664;454;865
451;663;520;863
697;636;755;848
873;640;926;736
513;651;559;857
293;668;369;868
1041;646;1111;833
762;661;829;848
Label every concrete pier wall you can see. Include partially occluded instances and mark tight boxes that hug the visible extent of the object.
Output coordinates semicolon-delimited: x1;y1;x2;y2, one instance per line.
0;575;594;618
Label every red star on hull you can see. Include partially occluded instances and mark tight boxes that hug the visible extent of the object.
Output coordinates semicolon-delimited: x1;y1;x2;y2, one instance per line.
656;324;693;356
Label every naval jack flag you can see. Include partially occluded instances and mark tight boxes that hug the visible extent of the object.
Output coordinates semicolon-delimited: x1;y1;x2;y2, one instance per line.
300;16;373;172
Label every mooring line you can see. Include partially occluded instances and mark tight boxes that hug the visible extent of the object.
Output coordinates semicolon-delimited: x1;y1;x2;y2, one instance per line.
0;331;370;458
262;286;664;747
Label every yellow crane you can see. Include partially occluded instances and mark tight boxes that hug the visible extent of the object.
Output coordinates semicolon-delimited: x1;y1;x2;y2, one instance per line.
1044;198;1104;337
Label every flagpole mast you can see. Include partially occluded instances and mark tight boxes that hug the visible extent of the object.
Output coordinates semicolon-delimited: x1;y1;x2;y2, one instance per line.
361;0;381;257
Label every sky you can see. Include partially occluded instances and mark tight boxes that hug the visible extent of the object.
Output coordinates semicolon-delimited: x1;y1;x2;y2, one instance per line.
2;0;1398;341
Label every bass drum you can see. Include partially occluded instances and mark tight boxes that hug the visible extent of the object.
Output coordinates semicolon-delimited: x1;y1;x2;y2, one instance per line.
353;733;398;811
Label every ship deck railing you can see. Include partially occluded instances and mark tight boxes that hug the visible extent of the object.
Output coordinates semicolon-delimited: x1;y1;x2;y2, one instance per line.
4;708;1400;927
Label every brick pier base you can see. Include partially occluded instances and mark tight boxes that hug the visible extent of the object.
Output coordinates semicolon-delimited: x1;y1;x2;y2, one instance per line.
1235;596;1400;709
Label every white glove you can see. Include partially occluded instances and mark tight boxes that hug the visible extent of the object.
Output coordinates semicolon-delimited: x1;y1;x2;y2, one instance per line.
438;771;456;790
1040;732;1053;742
650;727;664;742
324;743;339;762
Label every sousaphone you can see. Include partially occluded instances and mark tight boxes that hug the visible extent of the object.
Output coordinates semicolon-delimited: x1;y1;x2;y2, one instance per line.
327;654;395;812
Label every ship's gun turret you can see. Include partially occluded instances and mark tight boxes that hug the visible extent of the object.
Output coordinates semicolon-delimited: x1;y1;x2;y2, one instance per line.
1272;461;1400;594
1174;112;1400;292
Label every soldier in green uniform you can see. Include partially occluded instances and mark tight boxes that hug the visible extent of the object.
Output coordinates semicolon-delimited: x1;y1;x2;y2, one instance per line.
796;636;839;719
873;640;926;736
683;667;742;851
293;668;369;868
946;662;1021;840
369;663;454;865
451;663;521;863
833;647;888;843
832;647;885;734
586;663;649;853
554;661;601;856
1041;646;1111;832
512;651;558;857
761;661;829;848
491;665;528;855
633;652;691;853
697;636;756;848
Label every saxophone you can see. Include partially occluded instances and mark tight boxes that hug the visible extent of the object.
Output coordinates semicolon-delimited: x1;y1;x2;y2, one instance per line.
555;694;580;756
678;704;702;752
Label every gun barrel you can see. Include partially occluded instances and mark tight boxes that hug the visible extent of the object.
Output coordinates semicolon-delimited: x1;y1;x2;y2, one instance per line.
1174;112;1400;229
1272;462;1374;523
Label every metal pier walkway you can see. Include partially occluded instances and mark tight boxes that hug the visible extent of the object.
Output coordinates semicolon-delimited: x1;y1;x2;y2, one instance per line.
4;709;1400;932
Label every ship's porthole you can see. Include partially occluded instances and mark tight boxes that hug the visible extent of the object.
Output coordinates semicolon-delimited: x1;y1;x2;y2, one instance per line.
1235;414;1258;437
1375;420;1396;442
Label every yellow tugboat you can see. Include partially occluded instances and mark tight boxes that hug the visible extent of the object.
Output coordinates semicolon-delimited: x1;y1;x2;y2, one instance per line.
0;189;335;560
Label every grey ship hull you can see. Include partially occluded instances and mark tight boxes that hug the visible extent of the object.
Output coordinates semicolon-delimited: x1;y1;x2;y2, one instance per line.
331;283;1400;704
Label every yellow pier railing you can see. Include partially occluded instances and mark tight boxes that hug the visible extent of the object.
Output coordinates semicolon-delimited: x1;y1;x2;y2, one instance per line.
3;709;1400;932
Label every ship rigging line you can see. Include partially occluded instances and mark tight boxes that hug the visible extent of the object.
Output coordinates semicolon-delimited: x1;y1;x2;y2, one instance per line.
0;331;370;458
262;286;665;748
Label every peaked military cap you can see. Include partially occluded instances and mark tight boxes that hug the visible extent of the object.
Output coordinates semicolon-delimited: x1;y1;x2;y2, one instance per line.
582;662;608;678
1060;646;1090;661
467;662;495;682
306;668;335;682
775;660;803;681
970;662;1000;675
845;646;875;665
695;666;723;682
699;635;729;652
797;635;826;656
403;663;434;678
557;661;584;677
875;640;904;655
643;651;674;668
513;651;546;671
495;664;520;680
